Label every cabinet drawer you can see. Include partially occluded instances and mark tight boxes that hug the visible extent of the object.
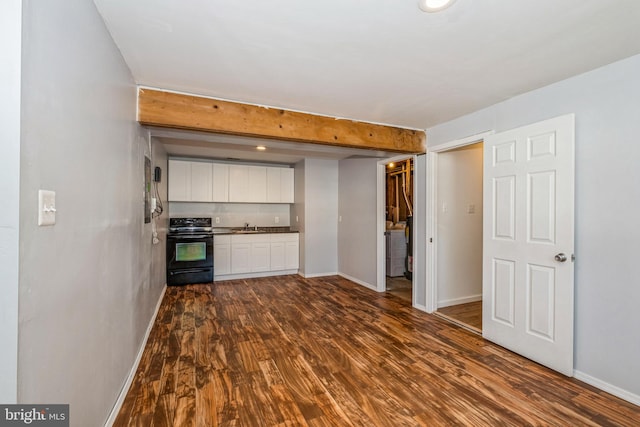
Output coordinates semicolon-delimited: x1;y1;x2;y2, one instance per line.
214;235;231;245
270;233;299;243
231;234;271;244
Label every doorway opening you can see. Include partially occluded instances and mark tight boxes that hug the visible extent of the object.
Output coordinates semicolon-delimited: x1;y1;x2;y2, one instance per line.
433;142;483;333
384;158;413;303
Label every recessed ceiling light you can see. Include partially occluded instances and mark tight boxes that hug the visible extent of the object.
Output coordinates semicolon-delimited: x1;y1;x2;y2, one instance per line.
256;146;266;151
418;0;457;13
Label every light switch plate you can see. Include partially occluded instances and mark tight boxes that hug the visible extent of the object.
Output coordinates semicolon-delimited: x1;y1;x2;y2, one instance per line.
38;190;56;226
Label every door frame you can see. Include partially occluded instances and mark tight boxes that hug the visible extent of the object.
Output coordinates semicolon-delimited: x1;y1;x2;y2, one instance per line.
376;155;417;298
425;131;494;313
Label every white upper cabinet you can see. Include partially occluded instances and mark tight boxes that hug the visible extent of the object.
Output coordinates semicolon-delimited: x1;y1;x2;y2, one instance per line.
168;159;213;202
168;159;191;201
190;161;213;202
170;160;293;203
229;165;250;202
280;168;295;203
168;159;218;202
212;163;229;202
248;166;267;203
266;167;281;202
229;165;267;202
266;167;294;203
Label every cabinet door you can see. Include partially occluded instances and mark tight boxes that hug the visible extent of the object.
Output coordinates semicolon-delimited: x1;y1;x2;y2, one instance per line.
280;168;295;203
270;242;285;271
266;168;281;203
229;165;249;202
251;242;271;272
285;240;299;270
214;244;231;276
168;160;191;201
247;166;267;203
231;243;251;273
190;162;213;202
212;163;229;202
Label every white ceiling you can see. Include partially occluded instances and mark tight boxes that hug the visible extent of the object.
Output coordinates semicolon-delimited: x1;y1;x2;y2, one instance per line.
95;0;640;162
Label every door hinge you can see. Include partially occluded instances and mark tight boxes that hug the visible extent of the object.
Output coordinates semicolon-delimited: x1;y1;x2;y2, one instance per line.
429;237;433;243
571;254;575;262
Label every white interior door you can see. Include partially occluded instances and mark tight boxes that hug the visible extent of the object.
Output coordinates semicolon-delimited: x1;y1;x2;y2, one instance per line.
483;114;575;376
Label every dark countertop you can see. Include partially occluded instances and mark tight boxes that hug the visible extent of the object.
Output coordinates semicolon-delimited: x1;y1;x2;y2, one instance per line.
212;227;298;235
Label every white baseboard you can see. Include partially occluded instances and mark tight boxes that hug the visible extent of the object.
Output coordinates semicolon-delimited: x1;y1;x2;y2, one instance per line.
104;285;167;427
338;272;376;291
301;271;338;279
413;303;428;312
215;269;298;281
437;294;482;308
573;370;640;407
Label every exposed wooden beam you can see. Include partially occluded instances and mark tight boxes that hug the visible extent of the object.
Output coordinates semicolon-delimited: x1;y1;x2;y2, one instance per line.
137;88;425;154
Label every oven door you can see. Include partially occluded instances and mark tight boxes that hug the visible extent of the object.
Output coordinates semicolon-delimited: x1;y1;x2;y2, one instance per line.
166;234;213;272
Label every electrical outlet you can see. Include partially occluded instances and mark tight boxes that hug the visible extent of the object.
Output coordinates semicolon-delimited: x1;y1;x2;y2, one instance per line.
38;190;56;226
274;216;279;224
467;204;476;214
339;216;342;222
215;217;220;224
296;216;299;222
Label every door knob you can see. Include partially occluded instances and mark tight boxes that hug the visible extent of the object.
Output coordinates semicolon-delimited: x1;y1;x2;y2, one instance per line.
555;253;567;262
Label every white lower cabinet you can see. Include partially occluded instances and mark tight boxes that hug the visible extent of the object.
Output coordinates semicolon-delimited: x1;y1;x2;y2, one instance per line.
249;234;271;272
216;233;299;279
285;240;299;270
271;233;299;271
270;242;285;271
231;242;251;274
230;236;251;274
214;235;231;276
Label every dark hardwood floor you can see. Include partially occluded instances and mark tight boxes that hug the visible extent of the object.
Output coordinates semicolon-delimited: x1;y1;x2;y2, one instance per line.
437;301;482;332
385;276;412;302
114;275;640;426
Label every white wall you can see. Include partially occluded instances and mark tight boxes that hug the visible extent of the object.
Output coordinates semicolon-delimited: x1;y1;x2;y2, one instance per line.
0;0;21;404
338;158;379;287
18;1;165;425
294;159;339;276
436;144;483;307
427;54;640;399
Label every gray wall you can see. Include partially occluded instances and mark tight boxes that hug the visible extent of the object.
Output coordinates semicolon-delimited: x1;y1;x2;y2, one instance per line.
427;54;640;398
293;159;339;276
0;0;21;404
337;157;379;287
291;160;306;269
436;144;483;307
151;141;169;296
18;1;166;425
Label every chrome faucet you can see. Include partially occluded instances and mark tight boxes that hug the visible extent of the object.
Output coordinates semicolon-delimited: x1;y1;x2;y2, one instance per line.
243;222;250;230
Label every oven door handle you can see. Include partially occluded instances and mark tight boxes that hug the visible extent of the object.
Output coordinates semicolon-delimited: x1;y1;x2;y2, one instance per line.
168;268;212;276
168;234;212;239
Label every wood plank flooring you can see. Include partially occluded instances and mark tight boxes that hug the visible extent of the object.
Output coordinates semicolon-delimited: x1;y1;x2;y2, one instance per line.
114;275;640;426
437;301;482;332
385;276;412;302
